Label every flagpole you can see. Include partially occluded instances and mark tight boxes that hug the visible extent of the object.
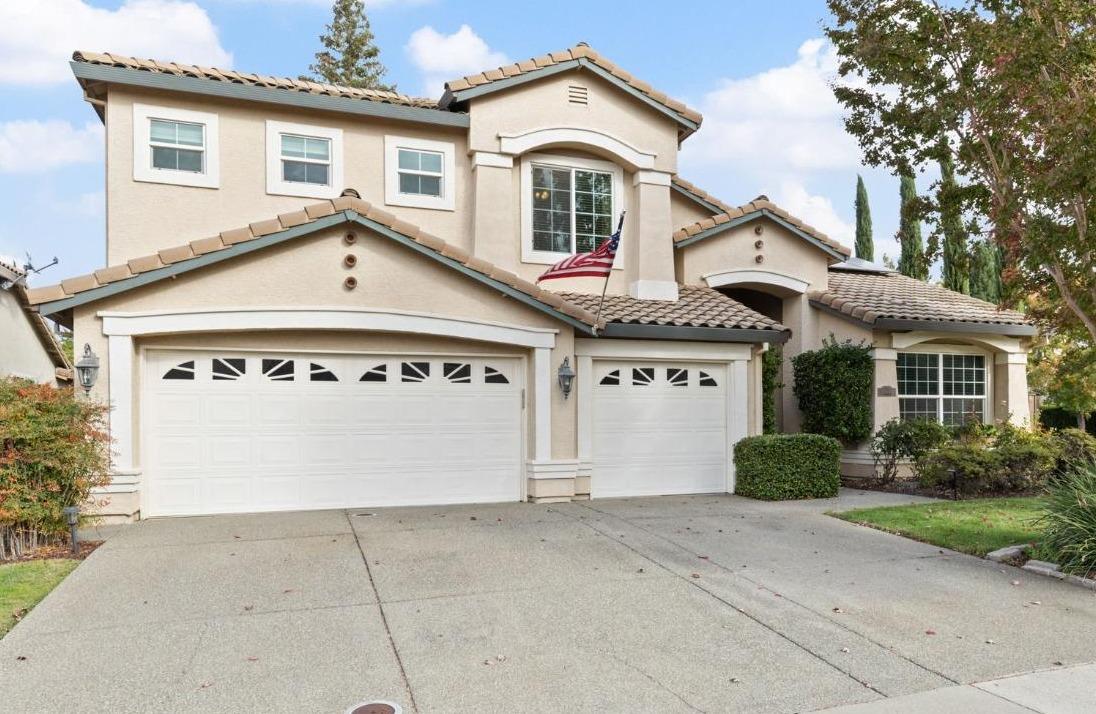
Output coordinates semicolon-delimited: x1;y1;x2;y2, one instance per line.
594;211;625;332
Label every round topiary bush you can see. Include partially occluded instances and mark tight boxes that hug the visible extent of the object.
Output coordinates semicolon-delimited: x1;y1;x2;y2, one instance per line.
734;434;842;501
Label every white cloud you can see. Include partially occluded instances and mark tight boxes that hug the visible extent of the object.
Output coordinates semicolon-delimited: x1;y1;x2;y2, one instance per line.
774;181;854;244
405;24;507;97
0;0;231;86
681;38;861;173
0;120;103;173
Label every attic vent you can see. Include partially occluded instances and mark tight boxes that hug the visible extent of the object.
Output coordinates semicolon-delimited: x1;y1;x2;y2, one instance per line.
567;85;589;105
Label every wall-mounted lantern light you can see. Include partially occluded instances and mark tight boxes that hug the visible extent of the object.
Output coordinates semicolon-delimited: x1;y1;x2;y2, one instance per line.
74;343;100;395
558;357;575;399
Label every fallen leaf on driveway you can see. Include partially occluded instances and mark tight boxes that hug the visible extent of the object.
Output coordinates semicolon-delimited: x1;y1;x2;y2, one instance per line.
925;630;937;635
832;607;845;614
246;657;259;662
698;555;709;560
15;655;27;661
1011;580;1021;586
243;605;254;611
198;682;214;690
691;573;701;579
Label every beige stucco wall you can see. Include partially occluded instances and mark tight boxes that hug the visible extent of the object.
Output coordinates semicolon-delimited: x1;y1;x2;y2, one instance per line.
670;188;717;232
106;86;473;265
0;289;58;384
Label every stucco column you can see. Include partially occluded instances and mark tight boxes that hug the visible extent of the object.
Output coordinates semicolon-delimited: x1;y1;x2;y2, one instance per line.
872;348;900;431
628;171;678;301
779;294;815;432
994;352;1031;426
471;152;515;265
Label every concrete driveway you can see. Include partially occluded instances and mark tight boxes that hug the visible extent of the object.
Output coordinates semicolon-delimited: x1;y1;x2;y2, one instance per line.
2;490;1095;713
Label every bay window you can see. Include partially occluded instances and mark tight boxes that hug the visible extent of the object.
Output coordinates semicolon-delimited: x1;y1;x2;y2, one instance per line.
897;352;987;425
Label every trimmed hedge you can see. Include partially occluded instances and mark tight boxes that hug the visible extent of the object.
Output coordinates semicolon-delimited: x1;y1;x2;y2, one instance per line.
734;434;842;500
792;337;873;443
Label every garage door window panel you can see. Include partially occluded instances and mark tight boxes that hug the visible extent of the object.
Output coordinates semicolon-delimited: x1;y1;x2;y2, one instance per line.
444;362;472;384
484;366;509;384
262;358;295;381
309;363;338;382
163;360;195;380
402;361;430;383
212;358;246;381
360;364;388;382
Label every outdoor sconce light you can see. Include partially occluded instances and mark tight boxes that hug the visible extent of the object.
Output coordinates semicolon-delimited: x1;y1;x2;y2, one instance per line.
557;357;575;399
63;506;79;554
74;343;100;395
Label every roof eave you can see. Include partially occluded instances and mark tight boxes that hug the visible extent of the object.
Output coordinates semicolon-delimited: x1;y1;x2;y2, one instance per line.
34;210;598;337
670;182;724;214
442;57;700;138
70;61;469;129
809;299;1037;337
600;323;790;343
675;209;849;262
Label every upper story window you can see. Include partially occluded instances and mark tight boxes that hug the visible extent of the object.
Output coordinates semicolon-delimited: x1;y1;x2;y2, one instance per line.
897;351;988;426
133;104;219;189
520;153;623;264
384;135;455;211
266;120;343;199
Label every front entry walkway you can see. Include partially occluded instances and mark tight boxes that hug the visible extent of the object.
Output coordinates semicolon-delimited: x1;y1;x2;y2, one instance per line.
2;490;1094;713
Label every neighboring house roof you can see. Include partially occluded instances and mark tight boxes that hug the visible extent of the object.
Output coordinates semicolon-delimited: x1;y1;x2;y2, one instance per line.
811;269;1036;336
559;285;789;342
24;194;603;334
671;190;852;261
439;43;703;138
0;259;72;378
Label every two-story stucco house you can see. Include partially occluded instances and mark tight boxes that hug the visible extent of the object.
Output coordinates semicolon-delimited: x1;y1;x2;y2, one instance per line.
26;44;1035;521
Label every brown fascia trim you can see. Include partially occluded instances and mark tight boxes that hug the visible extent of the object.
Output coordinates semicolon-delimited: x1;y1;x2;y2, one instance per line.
809;299;1037;337
600;323;790;343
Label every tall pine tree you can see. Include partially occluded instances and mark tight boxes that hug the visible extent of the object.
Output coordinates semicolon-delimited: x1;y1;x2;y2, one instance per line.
896;173;927;280
303;0;393;91
854;175;873;261
938;151;969;294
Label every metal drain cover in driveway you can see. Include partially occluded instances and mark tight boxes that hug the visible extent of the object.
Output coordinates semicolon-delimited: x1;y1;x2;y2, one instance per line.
346;702;401;714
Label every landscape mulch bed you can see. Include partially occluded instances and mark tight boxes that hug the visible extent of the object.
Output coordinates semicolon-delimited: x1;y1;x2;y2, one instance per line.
8;540;102;563
841;476;1043;500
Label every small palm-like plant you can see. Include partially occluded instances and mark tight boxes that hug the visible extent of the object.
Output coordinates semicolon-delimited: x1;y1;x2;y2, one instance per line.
1040;460;1096;578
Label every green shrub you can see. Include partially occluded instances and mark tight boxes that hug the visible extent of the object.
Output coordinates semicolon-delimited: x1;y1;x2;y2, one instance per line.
761;346;783;434
0;379;111;560
792;337;873;443
735;434;841;500
1040;460;1096;577
917;424;1059;496
1054;429;1096;473
870;418;951;481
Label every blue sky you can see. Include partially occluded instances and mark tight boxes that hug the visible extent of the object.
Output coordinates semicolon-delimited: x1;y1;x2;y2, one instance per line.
0;0;915;283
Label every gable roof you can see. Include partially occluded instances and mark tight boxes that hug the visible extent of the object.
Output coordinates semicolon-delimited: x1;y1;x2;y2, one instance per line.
811;269;1035;336
439;44;703;139
71;51;466;128
25;195;602;335
1;259;72;377
671;184;852;261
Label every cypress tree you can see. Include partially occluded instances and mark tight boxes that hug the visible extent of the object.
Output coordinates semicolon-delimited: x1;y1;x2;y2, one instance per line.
303;0;393;91
854;175;874;261
896;174;928;280
969;241;1002;303
939;152;970;294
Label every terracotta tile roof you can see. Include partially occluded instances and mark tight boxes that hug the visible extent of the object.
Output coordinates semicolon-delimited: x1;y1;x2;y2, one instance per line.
811;271;1032;328
24;194;601;328
557;285;786;331
72;51;440;109
442;43;703;129
672;188;852;259
671;176;737;213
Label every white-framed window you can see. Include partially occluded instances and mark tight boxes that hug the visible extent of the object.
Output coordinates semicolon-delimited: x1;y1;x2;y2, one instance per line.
265;120;343;199
520;153;624;265
897;350;989;425
133;104;219;189
384;135;456;210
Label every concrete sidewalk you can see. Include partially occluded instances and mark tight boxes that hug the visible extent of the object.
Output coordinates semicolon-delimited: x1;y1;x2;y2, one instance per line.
816;663;1096;713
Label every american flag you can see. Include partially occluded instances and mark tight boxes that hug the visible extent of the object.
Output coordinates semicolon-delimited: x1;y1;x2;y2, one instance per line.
536;213;625;283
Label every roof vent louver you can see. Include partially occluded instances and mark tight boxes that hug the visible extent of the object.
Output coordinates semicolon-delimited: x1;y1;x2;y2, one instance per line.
568;85;589;106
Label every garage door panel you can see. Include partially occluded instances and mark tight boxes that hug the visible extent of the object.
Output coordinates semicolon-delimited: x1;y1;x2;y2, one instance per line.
143;352;523;516
593;360;730;499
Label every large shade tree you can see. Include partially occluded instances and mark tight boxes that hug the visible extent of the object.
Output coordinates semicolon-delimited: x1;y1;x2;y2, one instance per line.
303;0;393;91
826;0;1096;340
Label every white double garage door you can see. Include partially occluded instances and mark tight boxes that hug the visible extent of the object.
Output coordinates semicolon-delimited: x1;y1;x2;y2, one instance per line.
143;350;734;516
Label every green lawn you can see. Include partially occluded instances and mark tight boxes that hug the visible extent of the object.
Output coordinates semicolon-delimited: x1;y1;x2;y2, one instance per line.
831;497;1046;556
0;559;79;637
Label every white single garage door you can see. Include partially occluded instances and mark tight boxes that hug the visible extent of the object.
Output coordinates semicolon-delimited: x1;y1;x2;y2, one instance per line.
142;350;523;516
592;361;729;498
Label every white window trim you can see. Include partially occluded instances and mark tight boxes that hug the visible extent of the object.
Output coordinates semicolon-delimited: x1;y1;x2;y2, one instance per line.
520;152;626;266
265;120;343;199
133;103;219;189
384;135;456;211
896;344;994;425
